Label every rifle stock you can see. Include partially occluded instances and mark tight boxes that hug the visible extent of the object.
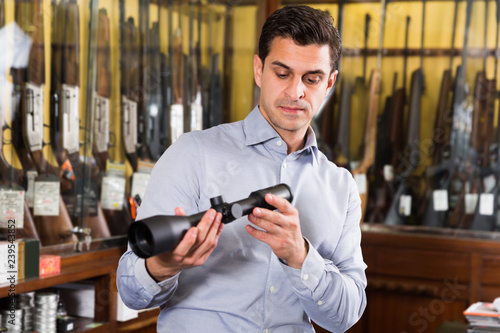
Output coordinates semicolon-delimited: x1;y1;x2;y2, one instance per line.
13;1;76;246
0;70;39;241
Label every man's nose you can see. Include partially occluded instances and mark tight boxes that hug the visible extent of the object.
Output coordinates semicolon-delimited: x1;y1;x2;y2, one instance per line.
285;78;305;101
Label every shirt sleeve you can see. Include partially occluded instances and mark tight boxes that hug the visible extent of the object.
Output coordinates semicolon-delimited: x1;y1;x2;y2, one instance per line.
116;133;201;310
280;174;367;332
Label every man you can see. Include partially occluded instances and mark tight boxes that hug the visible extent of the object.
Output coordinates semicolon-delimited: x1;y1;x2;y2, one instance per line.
117;5;367;332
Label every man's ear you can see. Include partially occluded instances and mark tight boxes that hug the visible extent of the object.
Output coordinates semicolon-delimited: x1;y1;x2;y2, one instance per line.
253;54;263;88
325;70;338;96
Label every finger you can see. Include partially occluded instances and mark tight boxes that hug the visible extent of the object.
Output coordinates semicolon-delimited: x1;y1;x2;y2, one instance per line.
248;210;282;234
195;209;217;243
264;193;296;215
190;212;222;258
245;224;274;244
175;207;186;216
171;226;198;257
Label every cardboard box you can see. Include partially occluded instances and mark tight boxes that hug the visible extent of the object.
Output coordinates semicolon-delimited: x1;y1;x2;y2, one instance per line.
39;254;60;277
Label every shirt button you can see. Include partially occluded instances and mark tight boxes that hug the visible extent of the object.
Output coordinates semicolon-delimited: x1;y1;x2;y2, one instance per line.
282;162;287;169
302;274;309;281
264;329;270;333
270;286;276;293
277;140;283;146
318;300;323;306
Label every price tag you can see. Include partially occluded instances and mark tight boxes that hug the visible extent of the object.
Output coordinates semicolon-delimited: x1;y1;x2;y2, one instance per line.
354;173;367;194
0;187;25;228
433;190;449;211
190;103;203;132
483;175;497;193
131;172;150;201
33;175;60;216
100;176;126;210
122;97;138;154
479;193;495;216
25;170;38;208
464;193;478;214
383;165;394;182
170;103;184;144
399;195;412;216
61;84;80;154
93;94;110;153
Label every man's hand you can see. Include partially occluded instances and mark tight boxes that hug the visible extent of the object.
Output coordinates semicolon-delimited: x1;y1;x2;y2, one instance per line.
146;208;224;282
246;193;308;269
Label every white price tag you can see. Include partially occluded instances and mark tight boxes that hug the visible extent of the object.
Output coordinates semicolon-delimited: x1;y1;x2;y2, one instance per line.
479;193;495;216
354;173;367;194
399;195;412;216
190;103;203;132
100;176;126;210
483;175;497;193
93;94;110;153
170;103;184;144
433;190;449;211
61;84;80;154
33;181;60;216
383;165;394;182
131;172;150;201
122;97;138;154
464;193;478;214
25;170;38;208
0;188;25;228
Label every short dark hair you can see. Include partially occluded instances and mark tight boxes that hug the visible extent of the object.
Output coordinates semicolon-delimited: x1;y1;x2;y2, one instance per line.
258;5;341;73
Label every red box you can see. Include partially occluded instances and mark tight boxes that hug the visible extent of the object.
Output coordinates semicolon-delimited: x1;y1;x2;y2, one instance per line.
39;254;61;277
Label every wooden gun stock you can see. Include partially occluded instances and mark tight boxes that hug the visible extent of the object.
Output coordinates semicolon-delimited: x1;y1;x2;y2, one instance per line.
352;68;380;221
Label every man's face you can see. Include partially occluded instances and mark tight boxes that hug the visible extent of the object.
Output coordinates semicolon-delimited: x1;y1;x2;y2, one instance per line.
254;37;337;139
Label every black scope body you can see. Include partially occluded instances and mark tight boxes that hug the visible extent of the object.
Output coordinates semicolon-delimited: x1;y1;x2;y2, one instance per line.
128;183;293;258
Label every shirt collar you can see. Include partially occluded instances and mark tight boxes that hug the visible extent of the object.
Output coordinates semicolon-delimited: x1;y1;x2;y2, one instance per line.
243;106;320;164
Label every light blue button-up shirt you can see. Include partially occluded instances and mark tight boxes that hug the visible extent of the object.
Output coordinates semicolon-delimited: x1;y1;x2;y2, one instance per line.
117;106;367;332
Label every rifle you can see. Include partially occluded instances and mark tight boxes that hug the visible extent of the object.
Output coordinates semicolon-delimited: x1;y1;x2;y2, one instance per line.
421;0;474;228
185;0;203;133
168;0;185;144
468;0;499;231
0;0;4;28
17;0;77;245
351;9;382;222
330;2;351;168
120;8;140;173
207;0;223;128
145;15;163;160
1;69;39;241
92;8;132;236
55;0;111;239
368;15;410;223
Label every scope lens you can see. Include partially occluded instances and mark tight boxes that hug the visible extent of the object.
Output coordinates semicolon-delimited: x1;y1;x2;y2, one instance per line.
130;223;154;258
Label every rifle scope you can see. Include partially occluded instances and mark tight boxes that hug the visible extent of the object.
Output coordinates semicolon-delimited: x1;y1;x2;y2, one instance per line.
128;183;293;258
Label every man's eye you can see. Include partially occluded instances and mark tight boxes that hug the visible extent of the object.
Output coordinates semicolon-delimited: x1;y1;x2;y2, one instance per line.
276;73;288;79
304;76;320;84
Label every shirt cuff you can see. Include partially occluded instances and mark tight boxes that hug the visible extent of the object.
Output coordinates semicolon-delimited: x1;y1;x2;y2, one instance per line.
280;238;336;293
134;258;181;295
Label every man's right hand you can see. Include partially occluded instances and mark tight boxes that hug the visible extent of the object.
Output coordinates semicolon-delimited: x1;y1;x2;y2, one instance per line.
145;208;224;282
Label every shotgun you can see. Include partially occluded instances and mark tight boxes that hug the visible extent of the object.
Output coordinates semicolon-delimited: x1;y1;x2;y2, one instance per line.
19;0;77;245
92;8;112;173
1;69;39;241
120;11;140;173
351;8;382;222
57;0;111;239
145;16;163;161
384;0;426;226
185;0;203;132
93;8;132;236
368;16;410;223
169;0;185;144
421;0;474;228
330;2;351;168
468;0;499;231
417;0;458;225
207;0;223;128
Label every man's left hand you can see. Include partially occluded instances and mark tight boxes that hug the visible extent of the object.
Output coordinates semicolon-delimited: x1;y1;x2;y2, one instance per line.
246;193;308;269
